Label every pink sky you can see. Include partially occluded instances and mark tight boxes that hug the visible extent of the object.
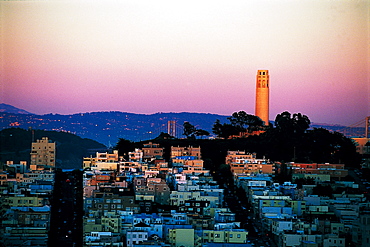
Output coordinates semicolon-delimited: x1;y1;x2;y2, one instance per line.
1;0;369;126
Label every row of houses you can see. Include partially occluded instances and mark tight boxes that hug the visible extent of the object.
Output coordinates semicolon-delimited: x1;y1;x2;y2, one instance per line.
226;151;370;247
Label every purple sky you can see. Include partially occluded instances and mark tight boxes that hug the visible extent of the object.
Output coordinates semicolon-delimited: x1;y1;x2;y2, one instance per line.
1;0;369;126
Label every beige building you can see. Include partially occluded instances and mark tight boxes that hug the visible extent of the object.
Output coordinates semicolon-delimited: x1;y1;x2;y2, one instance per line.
83;150;120;170
142;142;164;160
225;151;256;165
226;151;274;175
171;146;201;159
30;137;55;170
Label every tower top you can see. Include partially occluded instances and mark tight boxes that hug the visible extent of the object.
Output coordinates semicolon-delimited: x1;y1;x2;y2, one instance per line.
257;70;269;76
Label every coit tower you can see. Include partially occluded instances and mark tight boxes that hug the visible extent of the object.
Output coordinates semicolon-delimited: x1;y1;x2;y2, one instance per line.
255;70;269;126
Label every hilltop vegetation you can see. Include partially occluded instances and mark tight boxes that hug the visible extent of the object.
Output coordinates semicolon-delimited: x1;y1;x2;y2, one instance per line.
0;128;106;169
116;111;362;172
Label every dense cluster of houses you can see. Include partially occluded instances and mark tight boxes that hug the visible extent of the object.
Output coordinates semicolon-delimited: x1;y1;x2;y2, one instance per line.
0;137;369;247
229;151;370;247
82;143;250;246
0;161;54;246
84;146;370;247
82;145;370;247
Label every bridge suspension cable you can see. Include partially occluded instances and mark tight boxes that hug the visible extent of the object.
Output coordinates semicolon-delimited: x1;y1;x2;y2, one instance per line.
339;117;369;138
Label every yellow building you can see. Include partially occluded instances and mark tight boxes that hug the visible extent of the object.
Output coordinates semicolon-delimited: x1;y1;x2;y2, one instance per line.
6;195;44;207
202;230;248;244
83;150;120;170
101;215;121;233
30;137;55;170
83;217;103;233
168;228;194;247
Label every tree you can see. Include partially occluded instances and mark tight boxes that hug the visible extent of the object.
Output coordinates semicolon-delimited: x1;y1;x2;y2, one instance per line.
183;122;196;139
275;111;310;135
302;128;361;167
114;138;135;158
212;119;240;139
183;122;209;139
259;111;311;162
212;119;224;138
211;111;264;139
194;129;210;139
227;111;264;132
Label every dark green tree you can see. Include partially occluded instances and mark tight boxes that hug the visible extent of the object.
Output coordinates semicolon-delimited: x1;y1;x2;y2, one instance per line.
183;122;210;139
212;111;264;139
274;111;310;135
212;120;240;139
227;111;264;132
302;128;361;167
183;122;196;139
114;138;135;159
212;119;224;138
194;129;210;139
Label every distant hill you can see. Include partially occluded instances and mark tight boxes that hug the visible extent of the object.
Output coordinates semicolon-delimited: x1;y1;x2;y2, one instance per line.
0;103;34;115
0;104;363;146
0;110;230;145
0;128;107;169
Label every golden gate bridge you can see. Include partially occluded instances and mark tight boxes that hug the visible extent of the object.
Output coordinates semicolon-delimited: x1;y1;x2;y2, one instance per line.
140;120;185;140
337;116;370;138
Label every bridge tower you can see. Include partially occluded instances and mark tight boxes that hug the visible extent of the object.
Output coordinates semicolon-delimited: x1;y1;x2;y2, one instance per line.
167;120;176;137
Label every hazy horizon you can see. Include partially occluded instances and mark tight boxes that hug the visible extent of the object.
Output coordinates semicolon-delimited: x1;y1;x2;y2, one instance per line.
1;0;369;126
1;102;361;127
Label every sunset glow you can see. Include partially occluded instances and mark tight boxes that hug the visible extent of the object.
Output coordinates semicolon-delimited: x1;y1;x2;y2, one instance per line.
1;0;369;125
